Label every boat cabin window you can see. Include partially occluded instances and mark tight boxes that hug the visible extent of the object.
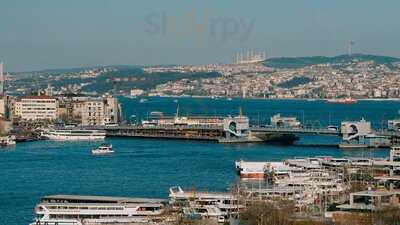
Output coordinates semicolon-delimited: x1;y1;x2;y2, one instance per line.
331;159;349;163
42;197;120;204
355;159;370;163
196;208;208;213
138;206;160;211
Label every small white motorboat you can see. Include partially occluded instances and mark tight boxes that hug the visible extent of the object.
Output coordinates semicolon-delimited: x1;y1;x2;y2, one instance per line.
92;143;114;155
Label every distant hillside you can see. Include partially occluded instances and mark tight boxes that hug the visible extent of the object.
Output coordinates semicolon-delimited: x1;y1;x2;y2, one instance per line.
13;65;141;75
277;76;312;88
82;68;220;94
9;66;221;96
264;54;400;69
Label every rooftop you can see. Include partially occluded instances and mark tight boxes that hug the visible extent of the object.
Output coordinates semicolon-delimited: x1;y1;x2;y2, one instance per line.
351;190;400;197
42;195;167;204
336;203;376;211
22;95;56;100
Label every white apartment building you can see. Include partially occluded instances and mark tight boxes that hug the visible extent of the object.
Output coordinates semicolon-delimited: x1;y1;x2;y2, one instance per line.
14;96;58;121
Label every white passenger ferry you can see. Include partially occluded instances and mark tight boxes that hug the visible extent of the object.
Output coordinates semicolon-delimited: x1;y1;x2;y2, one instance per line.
30;195;167;225
41;129;106;141
169;186;242;223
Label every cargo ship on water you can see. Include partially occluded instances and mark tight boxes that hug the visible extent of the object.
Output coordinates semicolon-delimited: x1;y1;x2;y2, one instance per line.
326;97;358;104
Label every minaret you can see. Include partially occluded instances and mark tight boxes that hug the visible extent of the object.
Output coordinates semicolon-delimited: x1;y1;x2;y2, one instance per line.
46;83;53;96
0;62;4;96
175;104;180;118
348;41;355;56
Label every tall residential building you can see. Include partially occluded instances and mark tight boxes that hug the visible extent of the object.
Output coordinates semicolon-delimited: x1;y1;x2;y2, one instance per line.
14;96;58;121
81;98;105;126
103;96;121;124
70;96;121;126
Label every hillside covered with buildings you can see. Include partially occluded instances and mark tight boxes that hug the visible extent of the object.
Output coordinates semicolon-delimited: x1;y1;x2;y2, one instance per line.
6;54;400;100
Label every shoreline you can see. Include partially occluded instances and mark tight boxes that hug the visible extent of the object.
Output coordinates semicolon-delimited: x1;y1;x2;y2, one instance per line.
123;95;400;101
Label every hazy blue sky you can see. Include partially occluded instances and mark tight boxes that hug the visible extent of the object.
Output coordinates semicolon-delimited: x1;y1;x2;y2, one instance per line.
1;0;400;71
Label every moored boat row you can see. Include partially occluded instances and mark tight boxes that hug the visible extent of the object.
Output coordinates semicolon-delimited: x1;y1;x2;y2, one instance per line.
30;187;243;225
234;154;397;180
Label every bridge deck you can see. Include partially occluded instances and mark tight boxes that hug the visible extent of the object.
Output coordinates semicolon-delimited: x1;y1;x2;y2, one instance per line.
105;125;224;140
104;125;340;137
250;127;340;135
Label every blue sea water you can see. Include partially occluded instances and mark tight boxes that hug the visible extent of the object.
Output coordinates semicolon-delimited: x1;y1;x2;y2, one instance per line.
0;97;398;225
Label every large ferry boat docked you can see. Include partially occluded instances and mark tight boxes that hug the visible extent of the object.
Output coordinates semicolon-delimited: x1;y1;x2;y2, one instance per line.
169;186;243;223
30;195;167;225
41;129;106;141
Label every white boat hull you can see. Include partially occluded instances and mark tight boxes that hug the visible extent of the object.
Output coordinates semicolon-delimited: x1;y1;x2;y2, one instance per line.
30;219;82;225
41;130;106;141
31;217;153;225
92;150;114;155
44;134;105;141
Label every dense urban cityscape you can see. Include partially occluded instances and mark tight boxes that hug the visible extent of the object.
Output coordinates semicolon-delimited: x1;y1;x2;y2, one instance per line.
5;54;400;101
148;54;400;99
